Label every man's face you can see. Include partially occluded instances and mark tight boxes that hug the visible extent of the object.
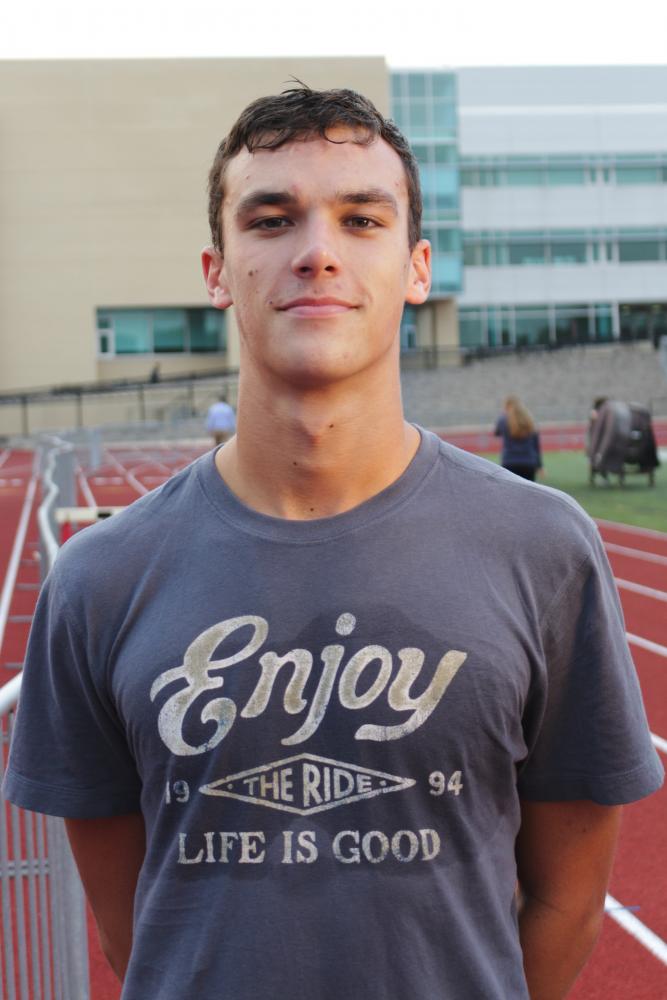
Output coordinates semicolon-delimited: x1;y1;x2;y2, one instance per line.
203;127;430;389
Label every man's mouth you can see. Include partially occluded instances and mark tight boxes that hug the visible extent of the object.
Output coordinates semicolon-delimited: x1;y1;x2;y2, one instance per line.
278;297;356;317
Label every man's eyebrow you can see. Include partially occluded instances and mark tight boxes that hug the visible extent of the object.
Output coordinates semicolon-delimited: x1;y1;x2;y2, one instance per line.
234;187;400;218
235;191;296;217
337;188;399;214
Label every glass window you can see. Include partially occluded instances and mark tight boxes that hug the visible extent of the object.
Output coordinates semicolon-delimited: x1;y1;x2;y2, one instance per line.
506;168;543;186
509;241;546;265
400;305;418;350
408;101;427;137
97;315;112;330
616;166;661;184
435;229;460;254
459;312;485;348
547;167;586;185
555;309;590;345
113;311;152;354
594;305;614;342
189;309;225;352
487;312;511;348
98;333;111;354
480;169;501;187
515;313;550;346
432;255;462;292
411;143;429;165
431;101;456;137
432;74;455;99
391;103;406;130
550;241;587;264
464;244;480;266
408;73;426;98
153;309;186;352
618;240;661;262
434;144;456;164
460;169;478;186
390;75;404;100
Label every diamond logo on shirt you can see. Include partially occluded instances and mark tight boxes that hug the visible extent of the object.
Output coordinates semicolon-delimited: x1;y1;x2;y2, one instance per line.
199;753;415;815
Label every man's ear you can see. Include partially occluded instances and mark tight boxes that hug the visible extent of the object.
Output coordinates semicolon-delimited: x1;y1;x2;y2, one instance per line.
202;246;233;309
405;239;432;305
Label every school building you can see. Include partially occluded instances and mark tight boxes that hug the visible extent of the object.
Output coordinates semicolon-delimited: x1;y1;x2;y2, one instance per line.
1;59;666;394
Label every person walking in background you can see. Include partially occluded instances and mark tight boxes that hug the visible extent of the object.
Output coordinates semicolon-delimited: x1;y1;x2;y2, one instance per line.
494;394;542;481
205;391;236;445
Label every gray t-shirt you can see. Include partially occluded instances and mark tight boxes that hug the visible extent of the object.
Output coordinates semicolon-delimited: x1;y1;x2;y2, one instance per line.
4;429;663;1000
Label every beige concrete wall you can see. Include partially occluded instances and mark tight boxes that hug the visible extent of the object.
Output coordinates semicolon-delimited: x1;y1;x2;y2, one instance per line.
0;57;389;391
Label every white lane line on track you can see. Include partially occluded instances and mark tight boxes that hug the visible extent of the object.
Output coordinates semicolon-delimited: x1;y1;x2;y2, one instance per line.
627;634;667;659
104;450;148;496
651;733;667;755
0;467;38;658
77;466;97;508
0;450;10;470
597;518;667;542
605;894;667;966
615;578;667;602
605;542;667;567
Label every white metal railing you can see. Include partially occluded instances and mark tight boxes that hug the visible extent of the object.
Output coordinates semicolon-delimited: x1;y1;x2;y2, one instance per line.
1;438;90;1000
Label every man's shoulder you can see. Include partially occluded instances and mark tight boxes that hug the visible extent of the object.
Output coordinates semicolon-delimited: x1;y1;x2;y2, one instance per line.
432;437;596;554
52;453;208;592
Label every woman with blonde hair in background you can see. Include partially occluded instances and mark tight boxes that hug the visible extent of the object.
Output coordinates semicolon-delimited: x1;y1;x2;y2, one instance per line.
494;395;543;481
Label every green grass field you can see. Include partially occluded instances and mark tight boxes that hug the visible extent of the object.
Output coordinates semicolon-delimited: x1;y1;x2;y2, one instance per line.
482;451;666;533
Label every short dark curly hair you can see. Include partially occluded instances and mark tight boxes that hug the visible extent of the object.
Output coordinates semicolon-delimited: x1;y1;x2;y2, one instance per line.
207;83;422;253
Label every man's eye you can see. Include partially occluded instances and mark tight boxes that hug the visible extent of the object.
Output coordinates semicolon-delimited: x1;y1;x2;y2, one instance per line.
345;216;378;229
252;217;291;231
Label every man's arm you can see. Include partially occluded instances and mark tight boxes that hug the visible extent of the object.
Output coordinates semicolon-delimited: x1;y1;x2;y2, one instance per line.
516;799;622;1000
65;812;146;982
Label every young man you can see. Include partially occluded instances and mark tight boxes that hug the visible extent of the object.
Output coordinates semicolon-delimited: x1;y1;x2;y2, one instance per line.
4;86;663;1000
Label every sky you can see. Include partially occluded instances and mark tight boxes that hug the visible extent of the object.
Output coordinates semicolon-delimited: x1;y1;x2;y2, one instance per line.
2;0;667;67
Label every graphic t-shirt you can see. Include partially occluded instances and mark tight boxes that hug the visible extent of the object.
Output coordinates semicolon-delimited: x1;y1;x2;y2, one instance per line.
4;429;663;1000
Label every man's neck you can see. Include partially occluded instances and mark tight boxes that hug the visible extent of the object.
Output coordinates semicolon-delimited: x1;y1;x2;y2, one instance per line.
215;371;419;520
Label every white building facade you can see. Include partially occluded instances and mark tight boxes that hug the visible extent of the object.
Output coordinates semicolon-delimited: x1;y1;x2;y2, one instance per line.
454;66;667;349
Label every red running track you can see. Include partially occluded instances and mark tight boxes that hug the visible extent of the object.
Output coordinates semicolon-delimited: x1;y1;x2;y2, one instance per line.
0;440;666;999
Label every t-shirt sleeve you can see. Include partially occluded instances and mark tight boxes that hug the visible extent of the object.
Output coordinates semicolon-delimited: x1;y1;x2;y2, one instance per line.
2;563;142;818
518;523;664;805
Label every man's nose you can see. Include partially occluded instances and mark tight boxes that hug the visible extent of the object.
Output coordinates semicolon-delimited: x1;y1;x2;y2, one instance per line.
291;222;342;278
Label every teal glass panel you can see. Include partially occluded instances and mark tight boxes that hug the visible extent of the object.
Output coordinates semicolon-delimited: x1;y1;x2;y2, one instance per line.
412;143;429;164
113;310;151;354
618;240;661;262
509;242;546;265
408;101;427;137
432;255;462;291
547;167;586;185
434;144;456;164
408;73;426;98
555;312;590;345
551;242;587;264
390;75;404;100
432;101;457;137
480;169;501;187
487;312;511;347
189;309;225;352
99;334;110;354
97;314;112;330
432;74;455;99
435;229;460;253
400;305;418;350
616;167;661;184
461;169;478;186
391;103;407;131
506;168;543;186
515;314;550;346
459;313;485;348
153;309;186;352
463;244;480;266
594;306;613;342
481;244;496;266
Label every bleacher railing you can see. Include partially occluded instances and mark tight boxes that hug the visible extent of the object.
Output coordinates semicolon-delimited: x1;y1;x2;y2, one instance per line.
0;439;90;1000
